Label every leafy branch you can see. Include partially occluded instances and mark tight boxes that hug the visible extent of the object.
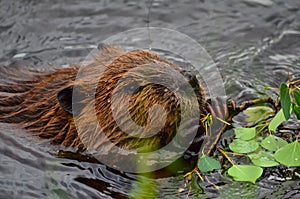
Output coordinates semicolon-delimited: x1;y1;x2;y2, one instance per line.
188;79;300;184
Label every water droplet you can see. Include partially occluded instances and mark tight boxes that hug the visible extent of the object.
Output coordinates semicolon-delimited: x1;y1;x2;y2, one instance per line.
61;64;70;68
13;53;27;58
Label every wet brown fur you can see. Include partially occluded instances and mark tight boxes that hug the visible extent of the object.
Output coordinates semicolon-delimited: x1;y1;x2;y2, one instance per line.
0;47;206;151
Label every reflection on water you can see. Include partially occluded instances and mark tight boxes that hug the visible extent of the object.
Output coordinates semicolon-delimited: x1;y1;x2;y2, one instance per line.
0;0;300;198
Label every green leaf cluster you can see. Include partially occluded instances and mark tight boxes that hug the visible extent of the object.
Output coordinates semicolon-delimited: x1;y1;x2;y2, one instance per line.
227;83;300;184
195;81;300;185
269;83;300;132
228;126;300;183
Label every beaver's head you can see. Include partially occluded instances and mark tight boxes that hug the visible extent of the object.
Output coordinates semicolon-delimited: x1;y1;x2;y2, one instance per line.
57;48;207;152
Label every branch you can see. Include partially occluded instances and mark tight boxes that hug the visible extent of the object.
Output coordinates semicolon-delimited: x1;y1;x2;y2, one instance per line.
203;97;276;156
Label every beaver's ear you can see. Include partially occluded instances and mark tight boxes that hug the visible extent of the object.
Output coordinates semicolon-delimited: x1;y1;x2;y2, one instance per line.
58;86;73;114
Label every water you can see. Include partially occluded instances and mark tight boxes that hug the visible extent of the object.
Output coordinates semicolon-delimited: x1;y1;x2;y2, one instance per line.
1;0;300;198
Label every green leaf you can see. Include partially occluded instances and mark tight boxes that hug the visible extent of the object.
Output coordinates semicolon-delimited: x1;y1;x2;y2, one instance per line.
280;83;291;120
263;86;271;91
229;139;259;154
234;127;256;140
269;109;286;132
243;106;274;124
274;141;300;167
293;90;300;106
129;174;158;198
261;135;288;151
248;151;279;167
292;104;300;120
228;165;263;184
51;189;71;199
198;155;221;173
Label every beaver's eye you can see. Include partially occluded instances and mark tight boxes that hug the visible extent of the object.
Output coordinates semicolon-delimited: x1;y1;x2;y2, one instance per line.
183;71;194;81
122;84;145;94
183;71;198;88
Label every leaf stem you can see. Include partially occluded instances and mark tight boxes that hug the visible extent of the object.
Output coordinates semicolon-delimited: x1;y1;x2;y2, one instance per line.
217;147;236;165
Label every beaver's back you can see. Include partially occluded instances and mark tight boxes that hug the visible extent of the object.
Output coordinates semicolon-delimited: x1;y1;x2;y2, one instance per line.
0;47;206;152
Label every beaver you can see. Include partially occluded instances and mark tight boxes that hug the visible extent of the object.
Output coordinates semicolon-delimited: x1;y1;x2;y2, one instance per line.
0;47;212;154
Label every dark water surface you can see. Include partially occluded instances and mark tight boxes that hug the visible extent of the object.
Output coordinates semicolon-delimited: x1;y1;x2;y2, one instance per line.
1;0;300;198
